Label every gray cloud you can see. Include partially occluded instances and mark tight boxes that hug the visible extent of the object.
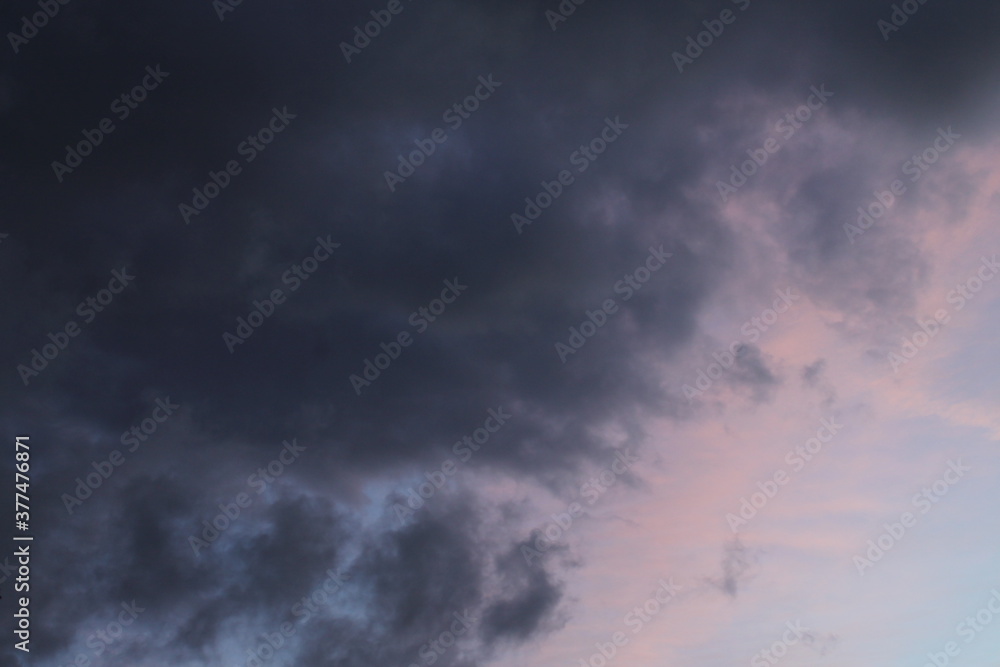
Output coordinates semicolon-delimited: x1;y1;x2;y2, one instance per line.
2;0;998;663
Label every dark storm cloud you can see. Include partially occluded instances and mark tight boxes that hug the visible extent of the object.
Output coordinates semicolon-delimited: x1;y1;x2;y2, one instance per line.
1;0;728;488
479;568;563;644
2;0;1000;663
25;464;570;665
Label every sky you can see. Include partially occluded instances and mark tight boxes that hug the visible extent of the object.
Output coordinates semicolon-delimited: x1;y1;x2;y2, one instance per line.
1;0;1000;666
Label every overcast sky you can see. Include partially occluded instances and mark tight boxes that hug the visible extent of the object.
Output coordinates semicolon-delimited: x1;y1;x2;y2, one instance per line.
2;1;1000;665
